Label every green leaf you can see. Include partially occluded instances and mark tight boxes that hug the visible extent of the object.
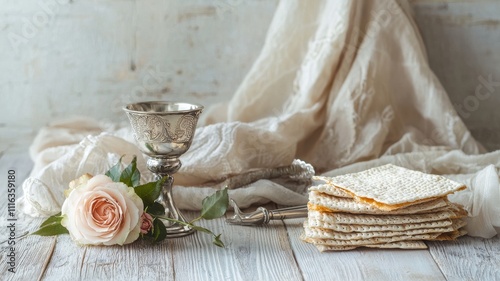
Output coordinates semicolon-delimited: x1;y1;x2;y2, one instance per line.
213;234;224;248
147;202;166;216
190;224;212;234
105;156;123;182
200;188;229;220
152;219;167;242
134;177;166;206
120;156;141;187
39;214;63;228
32;217;69;236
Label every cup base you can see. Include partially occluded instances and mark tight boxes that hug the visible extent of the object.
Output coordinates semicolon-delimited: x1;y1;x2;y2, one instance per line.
162;221;196;238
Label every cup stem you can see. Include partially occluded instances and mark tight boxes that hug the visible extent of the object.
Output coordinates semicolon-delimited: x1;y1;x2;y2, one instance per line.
151;160;195;238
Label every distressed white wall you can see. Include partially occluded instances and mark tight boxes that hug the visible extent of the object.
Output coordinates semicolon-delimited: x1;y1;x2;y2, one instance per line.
1;0;499;150
411;0;500;150
0;0;278;131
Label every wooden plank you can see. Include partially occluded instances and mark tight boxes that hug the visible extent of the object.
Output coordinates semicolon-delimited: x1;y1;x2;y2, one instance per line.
284;218;446;281
42;208;303;280
170;209;303;281
40;235;175;281
0;148;57;281
427;235;500;281
1;231;57;281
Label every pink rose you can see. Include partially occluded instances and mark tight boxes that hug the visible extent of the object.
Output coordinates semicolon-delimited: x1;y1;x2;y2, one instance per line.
61;174;144;245
140;212;153;234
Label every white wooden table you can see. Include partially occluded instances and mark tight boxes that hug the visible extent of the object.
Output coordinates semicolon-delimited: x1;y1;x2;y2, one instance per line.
1;147;499;281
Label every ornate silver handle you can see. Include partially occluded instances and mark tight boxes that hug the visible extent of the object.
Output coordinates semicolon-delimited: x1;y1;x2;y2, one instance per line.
226;199;307;226
214;159;315;190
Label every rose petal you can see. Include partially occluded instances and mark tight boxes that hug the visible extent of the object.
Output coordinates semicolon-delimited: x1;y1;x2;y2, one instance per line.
86;191;122;233
62;179;144;246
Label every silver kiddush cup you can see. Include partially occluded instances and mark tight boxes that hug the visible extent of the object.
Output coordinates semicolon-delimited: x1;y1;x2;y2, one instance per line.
123;101;203;238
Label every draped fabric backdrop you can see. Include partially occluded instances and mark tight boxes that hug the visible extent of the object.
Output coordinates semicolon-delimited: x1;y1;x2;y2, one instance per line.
20;0;499;238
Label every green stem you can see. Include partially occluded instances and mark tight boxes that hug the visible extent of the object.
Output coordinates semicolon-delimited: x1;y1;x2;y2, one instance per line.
156;216;192;227
155;215;223;247
189;216;202;224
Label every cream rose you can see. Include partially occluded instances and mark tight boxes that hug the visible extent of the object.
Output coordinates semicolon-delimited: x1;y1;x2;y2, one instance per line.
61;174;144;245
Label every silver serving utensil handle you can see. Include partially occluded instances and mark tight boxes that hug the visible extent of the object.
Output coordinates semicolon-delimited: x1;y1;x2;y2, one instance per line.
226;199;307;226
214;159;315;190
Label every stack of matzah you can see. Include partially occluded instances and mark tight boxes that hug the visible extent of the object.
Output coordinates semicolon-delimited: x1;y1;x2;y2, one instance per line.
301;164;468;252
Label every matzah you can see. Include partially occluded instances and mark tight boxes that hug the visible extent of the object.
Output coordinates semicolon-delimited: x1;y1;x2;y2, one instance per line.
310;176;353;198
300;232;441;246
307;210;456;226
363;240;427;249
302;165;469;253
308;203;453;217
309;191;448;214
324;164;465;211
303;223;454;240
433;228;468;240
307;217;453;233
314;241;428;252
